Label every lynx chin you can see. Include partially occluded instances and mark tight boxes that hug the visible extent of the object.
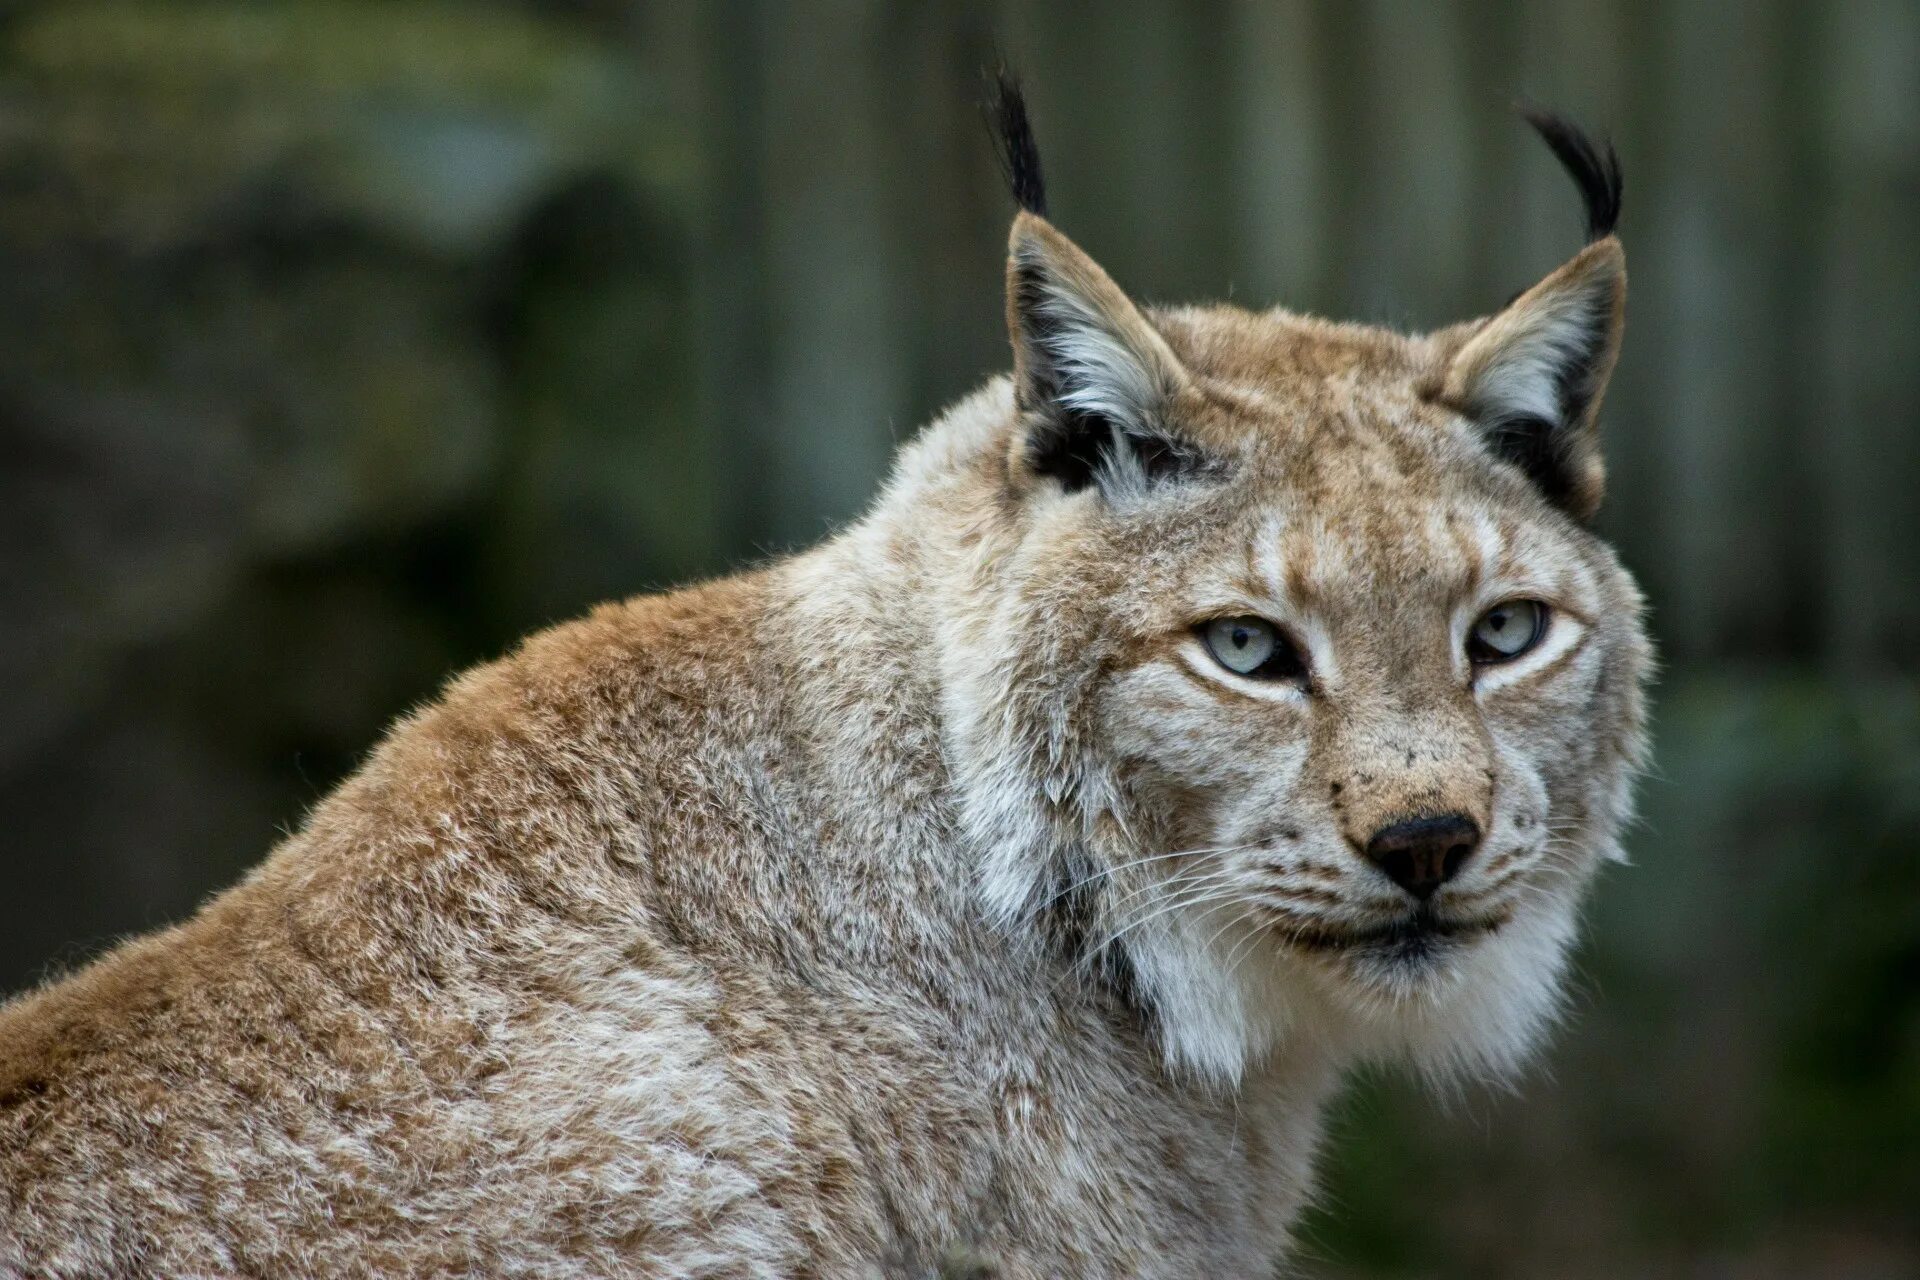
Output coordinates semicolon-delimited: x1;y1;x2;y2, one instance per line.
1;80;1649;1277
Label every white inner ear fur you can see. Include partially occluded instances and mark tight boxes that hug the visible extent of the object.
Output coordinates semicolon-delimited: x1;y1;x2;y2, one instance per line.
1007;217;1193;498
1443;238;1625;442
1453;276;1612;428
1024;268;1169;437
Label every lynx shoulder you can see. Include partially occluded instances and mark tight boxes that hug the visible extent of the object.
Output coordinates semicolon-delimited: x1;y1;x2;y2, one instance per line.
0;83;1648;1278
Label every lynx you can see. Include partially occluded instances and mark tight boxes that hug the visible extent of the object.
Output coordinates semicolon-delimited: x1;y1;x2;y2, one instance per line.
0;81;1649;1277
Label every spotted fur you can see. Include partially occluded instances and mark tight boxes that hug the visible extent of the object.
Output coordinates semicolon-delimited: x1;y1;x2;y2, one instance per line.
0;112;1649;1278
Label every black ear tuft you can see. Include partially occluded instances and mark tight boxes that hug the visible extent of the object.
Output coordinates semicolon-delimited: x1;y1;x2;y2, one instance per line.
984;69;1048;217
1518;103;1622;240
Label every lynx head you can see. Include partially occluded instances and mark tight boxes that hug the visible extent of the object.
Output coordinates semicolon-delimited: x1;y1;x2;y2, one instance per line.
936;79;1650;1085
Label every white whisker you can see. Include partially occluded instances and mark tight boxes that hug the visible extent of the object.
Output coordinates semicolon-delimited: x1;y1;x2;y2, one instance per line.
1014;842;1261;928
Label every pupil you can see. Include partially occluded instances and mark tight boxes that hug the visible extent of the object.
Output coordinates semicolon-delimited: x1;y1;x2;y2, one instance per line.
1232;627;1251;648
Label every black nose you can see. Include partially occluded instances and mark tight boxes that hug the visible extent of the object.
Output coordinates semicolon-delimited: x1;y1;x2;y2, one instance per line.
1365;814;1481;901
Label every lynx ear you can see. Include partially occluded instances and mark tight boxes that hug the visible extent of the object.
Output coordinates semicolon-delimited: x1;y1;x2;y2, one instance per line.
1438;237;1625;519
1006;213;1203;498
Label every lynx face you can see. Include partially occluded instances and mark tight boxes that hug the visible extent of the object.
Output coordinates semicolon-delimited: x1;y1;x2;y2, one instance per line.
948;97;1649;1084
1071;359;1645;1074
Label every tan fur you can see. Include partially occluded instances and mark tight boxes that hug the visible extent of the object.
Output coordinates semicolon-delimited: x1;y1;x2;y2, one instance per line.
0;207;1649;1276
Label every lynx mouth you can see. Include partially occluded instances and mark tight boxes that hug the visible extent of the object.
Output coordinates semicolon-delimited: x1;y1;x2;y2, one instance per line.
1267;905;1508;956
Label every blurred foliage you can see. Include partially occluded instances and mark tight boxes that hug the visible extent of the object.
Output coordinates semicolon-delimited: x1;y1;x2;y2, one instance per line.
2;1;684;250
0;2;1914;1277
0;0;709;970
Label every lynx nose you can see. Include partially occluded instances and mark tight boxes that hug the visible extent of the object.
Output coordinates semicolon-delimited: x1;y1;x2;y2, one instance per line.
1364;814;1481;901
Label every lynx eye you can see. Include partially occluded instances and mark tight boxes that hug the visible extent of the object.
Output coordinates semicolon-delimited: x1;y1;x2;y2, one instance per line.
1201;616;1306;680
1468;600;1548;663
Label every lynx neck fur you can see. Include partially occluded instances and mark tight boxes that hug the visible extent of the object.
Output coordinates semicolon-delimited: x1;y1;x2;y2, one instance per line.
0;87;1650;1277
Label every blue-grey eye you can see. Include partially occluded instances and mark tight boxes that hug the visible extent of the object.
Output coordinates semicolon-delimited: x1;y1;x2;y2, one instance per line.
1469;600;1548;662
1201;617;1306;680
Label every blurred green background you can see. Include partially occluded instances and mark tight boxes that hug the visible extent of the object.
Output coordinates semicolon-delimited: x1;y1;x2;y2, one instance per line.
0;2;1915;1276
